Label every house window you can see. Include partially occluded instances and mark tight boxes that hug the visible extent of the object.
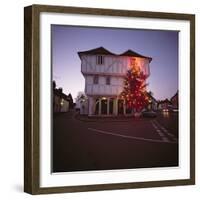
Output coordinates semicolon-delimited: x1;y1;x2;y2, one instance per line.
96;55;104;65
106;76;110;85
93;75;99;84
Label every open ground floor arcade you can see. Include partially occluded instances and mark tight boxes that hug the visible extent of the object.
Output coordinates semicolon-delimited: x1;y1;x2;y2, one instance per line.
87;96;133;116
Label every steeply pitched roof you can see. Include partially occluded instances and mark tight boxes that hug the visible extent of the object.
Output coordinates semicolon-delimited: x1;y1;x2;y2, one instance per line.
78;47;152;62
54;88;70;101
147;92;157;102
119;49;152;62
78;46;116;58
158;99;172;104
170;91;178;101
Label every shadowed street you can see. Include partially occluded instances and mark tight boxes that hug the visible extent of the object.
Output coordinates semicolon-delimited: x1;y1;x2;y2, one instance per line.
53;111;178;172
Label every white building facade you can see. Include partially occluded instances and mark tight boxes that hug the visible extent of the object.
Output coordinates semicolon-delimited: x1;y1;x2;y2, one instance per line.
78;47;152;116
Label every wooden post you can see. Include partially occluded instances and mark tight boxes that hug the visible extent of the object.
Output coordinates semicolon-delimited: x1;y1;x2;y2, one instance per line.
88;97;94;116
98;99;101;115
107;98;110;115
114;97;118;115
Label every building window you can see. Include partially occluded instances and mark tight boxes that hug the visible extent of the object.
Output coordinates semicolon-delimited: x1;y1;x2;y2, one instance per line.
106;76;110;85
96;55;104;65
93;75;99;84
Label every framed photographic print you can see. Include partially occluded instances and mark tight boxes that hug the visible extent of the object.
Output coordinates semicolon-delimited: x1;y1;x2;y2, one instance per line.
24;4;195;194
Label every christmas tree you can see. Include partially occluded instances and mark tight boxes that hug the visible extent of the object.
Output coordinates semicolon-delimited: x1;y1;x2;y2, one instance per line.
120;61;149;112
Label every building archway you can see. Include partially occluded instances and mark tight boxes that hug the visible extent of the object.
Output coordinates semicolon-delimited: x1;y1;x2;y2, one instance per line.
101;99;107;115
109;98;114;115
118;99;124;115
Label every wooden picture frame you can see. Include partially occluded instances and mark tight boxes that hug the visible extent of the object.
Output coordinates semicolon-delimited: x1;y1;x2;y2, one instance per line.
24;4;195;194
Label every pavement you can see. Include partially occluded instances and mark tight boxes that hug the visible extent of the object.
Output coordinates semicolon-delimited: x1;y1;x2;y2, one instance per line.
53;110;178;172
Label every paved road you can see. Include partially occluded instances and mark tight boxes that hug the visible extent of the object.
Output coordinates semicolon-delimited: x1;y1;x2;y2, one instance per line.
53;111;178;172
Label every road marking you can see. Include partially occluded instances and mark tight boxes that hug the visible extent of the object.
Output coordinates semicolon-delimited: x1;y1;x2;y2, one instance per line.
151;121;170;142
88;128;177;144
153;120;178;142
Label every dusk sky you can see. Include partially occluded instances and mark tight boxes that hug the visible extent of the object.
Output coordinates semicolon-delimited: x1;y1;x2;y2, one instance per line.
52;25;178;101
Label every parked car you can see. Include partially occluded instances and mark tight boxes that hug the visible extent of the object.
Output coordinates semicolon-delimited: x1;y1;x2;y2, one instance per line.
162;106;178;113
172;108;178;112
162;108;169;112
142;110;157;118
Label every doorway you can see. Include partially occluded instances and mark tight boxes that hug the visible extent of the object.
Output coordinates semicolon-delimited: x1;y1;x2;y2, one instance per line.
101;99;107;115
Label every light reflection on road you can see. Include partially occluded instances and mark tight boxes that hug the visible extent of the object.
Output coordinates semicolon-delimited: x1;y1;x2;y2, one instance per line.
162;111;169;118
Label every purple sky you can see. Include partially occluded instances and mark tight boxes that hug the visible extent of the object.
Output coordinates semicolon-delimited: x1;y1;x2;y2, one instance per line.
52;25;178;101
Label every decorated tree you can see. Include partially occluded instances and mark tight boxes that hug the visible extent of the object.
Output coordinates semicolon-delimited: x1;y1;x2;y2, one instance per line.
120;62;149;112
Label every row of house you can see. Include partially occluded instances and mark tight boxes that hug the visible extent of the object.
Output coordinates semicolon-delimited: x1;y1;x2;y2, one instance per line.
53;81;74;113
147;91;178;111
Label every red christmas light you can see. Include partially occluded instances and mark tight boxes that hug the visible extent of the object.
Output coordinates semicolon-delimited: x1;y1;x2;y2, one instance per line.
120;59;149;112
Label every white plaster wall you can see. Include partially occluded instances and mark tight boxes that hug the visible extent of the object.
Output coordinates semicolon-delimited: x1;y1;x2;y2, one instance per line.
85;75;125;96
82;55;150;89
81;55;131;75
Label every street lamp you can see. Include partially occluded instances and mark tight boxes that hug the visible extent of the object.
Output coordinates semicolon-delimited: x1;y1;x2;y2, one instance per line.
60;99;64;106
